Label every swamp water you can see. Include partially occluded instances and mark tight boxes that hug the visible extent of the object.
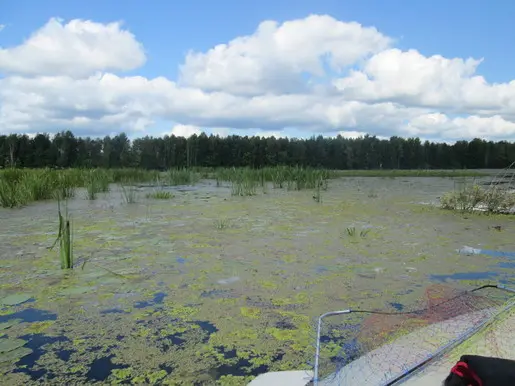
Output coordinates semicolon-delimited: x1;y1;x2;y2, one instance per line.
0;177;513;385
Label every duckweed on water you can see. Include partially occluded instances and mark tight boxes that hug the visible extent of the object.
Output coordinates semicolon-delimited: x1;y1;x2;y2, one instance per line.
0;174;514;384
0;338;27;354
240;307;261;319
0;294;33;306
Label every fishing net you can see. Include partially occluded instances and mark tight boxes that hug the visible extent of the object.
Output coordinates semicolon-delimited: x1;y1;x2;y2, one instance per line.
314;284;515;386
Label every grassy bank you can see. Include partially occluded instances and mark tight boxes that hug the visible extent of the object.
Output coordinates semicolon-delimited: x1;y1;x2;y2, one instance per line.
0;168;159;208
0;167;488;208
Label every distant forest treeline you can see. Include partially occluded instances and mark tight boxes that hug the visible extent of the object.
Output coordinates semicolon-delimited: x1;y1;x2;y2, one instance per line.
1;131;514;170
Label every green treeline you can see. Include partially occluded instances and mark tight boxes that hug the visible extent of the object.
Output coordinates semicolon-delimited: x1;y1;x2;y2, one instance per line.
1;131;514;170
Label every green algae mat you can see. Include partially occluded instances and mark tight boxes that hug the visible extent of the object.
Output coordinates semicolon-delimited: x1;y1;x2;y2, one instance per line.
0;177;513;385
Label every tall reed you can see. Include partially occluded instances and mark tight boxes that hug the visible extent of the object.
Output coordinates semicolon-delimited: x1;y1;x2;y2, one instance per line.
50;199;73;269
120;180;137;204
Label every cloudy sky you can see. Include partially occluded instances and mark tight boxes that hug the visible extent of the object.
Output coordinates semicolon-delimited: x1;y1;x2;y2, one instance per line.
1;0;515;142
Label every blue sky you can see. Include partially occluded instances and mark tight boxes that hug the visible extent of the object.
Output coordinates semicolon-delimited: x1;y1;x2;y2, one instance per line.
1;0;515;141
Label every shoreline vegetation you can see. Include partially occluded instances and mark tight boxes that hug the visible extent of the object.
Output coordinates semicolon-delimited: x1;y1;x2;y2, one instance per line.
0;166;493;208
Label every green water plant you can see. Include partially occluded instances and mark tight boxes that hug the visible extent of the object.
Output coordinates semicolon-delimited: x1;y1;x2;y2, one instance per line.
440;184;515;214
84;170;100;200
214;218;230;230
312;177;324;203
120;181;137;204
231;179;257;196
360;228;370;238
346;227;356;237
0;178;23;208
146;190;174;199
343;226;370;239
49;199;73;269
168;168;200;186
0;294;32;306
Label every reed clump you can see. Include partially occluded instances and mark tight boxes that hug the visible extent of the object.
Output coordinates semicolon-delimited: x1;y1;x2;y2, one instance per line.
440;185;515;214
49;199;73;269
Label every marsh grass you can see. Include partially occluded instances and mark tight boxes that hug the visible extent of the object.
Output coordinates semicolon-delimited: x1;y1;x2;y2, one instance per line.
231;179;258;196
345;227;356;237
168;169;200;186
0;168;68;207
111;169;160;184
343;227;370;238
53;173;75;201
367;190;379;198
216;166;332;197
120;181;138;204
312;177;324;203
84;169;111;200
0;168;159;207
84;171;100;200
359;228;370;238
0;166;483;208
146;190;174;200
214;218;230;230
440;184;515;214
0;177;24;208
49;199;73;269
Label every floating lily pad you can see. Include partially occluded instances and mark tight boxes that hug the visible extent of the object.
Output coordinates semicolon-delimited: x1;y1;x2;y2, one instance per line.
0;346;33;363
0;338;27;354
0;294;32;306
0;319;22;331
59;286;95;296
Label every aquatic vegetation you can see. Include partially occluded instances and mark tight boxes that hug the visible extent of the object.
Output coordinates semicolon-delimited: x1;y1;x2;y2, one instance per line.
1;173;514;383
111;367;134;383
0;294;32;306
0;177;22;207
214;218;231;230
313;178;322;203
146;190;174;199
0;344;32;363
240;307;261;319
344;226;370;238
165;304;199;320
440;184;515;214
368;190;379;198
267;327;297;341
168;169;200;186
120;181;138;204
58;286;94;296
0;338;27;354
258;280;278;290
49;199;73;269
216;375;254;385
231;179;257;196
0;168;157;206
0;319;22;330
24;321;55;334
84;170;101;200
53;173;76;200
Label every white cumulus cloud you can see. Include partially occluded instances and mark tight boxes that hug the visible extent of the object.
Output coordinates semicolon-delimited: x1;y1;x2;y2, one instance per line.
0;18;146;77
1;15;515;142
179;14;392;96
170;124;202;138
